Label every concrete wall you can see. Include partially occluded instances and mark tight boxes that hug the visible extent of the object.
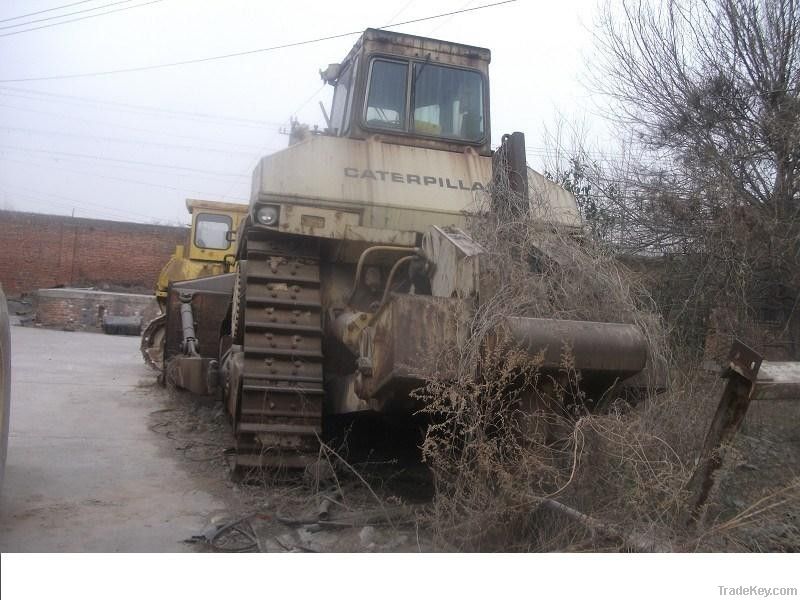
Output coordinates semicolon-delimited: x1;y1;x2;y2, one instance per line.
0;210;187;296
34;288;159;330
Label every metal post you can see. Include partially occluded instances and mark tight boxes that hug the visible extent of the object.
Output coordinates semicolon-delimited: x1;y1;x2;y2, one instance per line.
683;340;763;527
491;131;529;219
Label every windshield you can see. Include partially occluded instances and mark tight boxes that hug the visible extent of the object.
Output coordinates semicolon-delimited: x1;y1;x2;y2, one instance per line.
364;58;484;142
412;63;484;141
194;213;232;250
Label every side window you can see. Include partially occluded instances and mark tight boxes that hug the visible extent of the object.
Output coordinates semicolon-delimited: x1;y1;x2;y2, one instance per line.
194;213;232;250
342;56;359;134
365;59;408;130
330;62;352;135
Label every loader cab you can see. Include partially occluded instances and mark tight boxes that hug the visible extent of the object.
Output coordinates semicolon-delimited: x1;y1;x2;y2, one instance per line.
186;199;248;263
322;28;492;156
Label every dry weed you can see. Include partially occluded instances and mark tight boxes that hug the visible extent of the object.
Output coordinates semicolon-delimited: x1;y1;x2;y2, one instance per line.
414;179;798;551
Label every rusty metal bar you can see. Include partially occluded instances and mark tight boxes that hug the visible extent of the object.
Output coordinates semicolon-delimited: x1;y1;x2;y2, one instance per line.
379;255;417;307
346;245;419;306
179;293;199;356
491;131;529;218
683;340;763;527
503;316;648;377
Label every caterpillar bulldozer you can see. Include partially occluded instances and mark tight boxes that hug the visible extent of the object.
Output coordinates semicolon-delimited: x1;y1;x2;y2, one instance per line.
162;29;650;470
141;199;248;369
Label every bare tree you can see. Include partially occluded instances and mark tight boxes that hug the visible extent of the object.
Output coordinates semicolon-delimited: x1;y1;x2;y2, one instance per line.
597;0;798;211
583;0;800;353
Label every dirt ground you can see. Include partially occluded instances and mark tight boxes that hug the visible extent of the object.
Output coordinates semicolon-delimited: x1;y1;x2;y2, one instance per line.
0;326;238;551
147;380;434;553
1;324;797;553
0;325;427;552
711;394;800;551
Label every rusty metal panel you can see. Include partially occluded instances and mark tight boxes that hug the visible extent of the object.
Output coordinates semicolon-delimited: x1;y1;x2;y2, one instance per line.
344;225;418;247
361;28;491;66
164;274;235;363
528;169;582;227
170;355;215;396
422;225;484;300
277;204;360;238
727;339;763;381
363;294;467;411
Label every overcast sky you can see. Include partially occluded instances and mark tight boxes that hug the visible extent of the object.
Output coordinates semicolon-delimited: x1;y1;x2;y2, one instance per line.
0;0;607;225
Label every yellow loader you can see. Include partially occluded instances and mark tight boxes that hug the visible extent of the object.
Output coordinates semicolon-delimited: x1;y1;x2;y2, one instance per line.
140;199;247;369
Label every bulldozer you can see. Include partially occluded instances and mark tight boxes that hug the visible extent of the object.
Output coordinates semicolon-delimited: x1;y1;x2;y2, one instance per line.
141;199;248;369
162;29;650;470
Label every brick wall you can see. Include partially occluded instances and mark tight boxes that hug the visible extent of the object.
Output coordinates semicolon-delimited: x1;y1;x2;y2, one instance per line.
34;288;160;330
0;210;187;296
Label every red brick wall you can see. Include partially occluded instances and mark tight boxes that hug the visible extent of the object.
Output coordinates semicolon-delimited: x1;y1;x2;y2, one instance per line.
0;210;188;296
34;289;160;330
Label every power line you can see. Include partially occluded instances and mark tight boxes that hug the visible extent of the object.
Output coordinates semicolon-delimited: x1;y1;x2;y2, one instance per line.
0;0;517;82
0;145;254;188
0;86;287;127
0;143;251;178
0;123;278;157
525;147;632;160
0;0;164;38
0;101;281;152
3;189;147;222
384;0;416;25
426;0;476;36
290;83;327;118
0;154;248;201
0;0;138;30
0;1;99;23
1;182;163;223
0;180;157;221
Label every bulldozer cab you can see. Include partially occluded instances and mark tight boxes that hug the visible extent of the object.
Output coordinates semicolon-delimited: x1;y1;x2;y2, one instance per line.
321;28;492;156
185;199;248;263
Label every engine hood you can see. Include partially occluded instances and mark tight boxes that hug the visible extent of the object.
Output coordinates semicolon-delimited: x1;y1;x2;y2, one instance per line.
251;135;581;233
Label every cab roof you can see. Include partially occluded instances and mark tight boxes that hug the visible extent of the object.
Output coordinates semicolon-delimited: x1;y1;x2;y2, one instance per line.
185;199;249;214
359;28;491;62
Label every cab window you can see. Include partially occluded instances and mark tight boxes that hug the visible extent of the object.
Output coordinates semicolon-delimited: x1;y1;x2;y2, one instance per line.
194;213;232;250
365;59;407;130
412;63;484;141
363;57;485;142
330;61;353;135
342;56;359;133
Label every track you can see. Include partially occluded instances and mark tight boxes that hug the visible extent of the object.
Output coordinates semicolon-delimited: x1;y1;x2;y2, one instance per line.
232;231;325;469
140;313;166;371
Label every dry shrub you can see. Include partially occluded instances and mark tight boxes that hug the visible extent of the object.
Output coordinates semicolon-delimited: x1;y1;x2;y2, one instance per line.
414;181;798;551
